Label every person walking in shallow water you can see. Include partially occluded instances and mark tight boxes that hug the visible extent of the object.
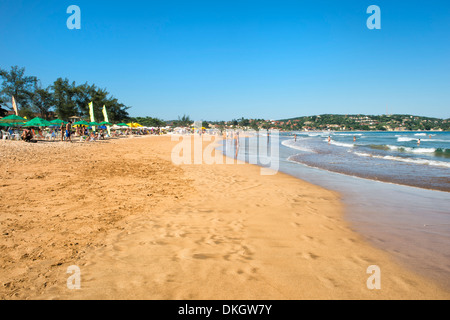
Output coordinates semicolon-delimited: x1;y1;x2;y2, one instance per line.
417;139;421;146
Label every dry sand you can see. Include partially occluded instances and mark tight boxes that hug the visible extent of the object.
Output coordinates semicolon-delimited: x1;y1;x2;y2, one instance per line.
0;135;448;299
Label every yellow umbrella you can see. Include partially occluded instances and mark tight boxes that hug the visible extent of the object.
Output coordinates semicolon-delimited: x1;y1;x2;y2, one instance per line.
127;122;143;128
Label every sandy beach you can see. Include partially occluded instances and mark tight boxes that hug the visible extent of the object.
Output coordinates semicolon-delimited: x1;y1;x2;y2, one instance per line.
0;135;448;300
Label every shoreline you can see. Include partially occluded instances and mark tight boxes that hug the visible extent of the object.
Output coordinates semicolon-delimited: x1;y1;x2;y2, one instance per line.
287;155;450;194
224;134;450;291
0;136;449;299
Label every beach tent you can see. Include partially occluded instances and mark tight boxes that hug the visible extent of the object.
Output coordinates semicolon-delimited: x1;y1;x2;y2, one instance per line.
23;117;52;127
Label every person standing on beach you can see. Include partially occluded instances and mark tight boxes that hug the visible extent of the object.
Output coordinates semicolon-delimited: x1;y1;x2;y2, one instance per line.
60;122;65;141
294;134;297;142
65;121;72;143
328;136;331;144
235;131;240;159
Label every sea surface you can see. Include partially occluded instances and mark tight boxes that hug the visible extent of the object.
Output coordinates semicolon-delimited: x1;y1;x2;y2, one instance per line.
221;131;450;290
284;131;450;192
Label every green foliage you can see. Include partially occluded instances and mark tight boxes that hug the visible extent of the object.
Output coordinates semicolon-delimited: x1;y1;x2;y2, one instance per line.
0;97;7;117
52;78;130;122
0;66;37;114
173;114;192;127
51;78;78;120
32;84;54;119
129;116;166;127
0;66;131;122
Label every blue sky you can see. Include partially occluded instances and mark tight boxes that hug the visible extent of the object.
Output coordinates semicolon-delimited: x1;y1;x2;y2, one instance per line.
1;0;449;120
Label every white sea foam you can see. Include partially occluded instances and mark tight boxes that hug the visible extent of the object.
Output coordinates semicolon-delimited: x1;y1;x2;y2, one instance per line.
397;137;417;142
421;138;449;143
281;139;315;153
386;145;436;153
353;152;450;168
307;133;329;137
334;133;363;136
411;148;437;153
326;140;355;148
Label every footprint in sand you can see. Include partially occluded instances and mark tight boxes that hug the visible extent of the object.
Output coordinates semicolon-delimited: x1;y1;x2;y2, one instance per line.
317;276;340;289
302;252;320;260
299;235;322;244
192;253;221;260
290;222;302;228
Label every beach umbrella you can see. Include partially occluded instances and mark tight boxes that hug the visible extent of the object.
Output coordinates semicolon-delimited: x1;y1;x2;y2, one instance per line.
0;122;10;127
117;123;130;127
99;121;112;126
73;120;89;126
127;122;143;128
50;119;66;125
23;117;52;127
89;121;100;126
0;114;27;123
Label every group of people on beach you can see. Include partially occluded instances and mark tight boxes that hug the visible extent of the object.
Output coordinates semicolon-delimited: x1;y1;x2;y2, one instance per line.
59;121;109;142
2;121;167;144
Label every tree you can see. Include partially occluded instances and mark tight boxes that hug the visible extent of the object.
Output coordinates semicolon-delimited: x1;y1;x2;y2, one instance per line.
32;82;54;119
51;78;78;120
250;121;259;131
72;82;130;122
238;117;250;127
0;97;7;117
0;66;37;115
175;114;192;127
129;116;165;127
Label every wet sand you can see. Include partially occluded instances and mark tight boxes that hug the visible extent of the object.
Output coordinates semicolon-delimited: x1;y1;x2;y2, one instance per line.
0;136;448;299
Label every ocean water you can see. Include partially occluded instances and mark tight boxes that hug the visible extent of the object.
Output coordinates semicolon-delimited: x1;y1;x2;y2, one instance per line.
221;131;450;290
284;131;450;192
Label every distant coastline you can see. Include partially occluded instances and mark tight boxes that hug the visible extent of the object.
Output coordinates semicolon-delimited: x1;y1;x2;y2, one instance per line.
164;114;450;133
